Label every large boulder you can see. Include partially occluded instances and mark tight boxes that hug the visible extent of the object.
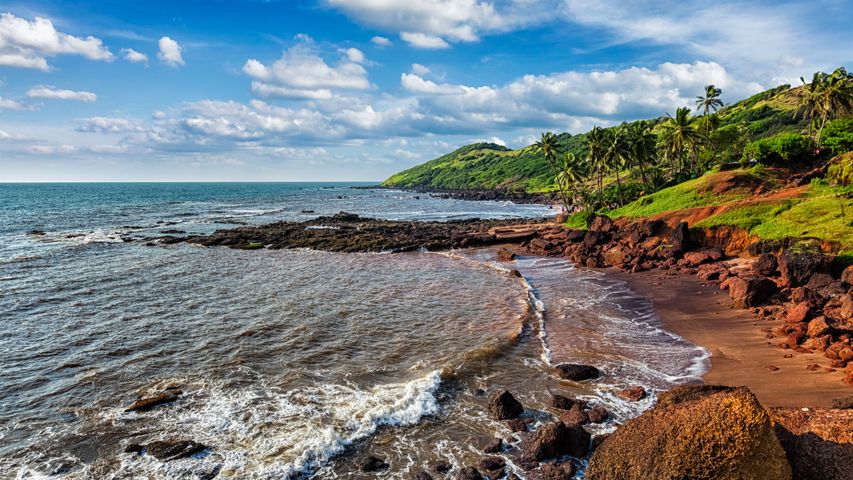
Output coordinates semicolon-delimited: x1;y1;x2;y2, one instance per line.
726;276;777;308
585;385;791;480
553;363;601;381
488;390;524;420
778;253;833;288
521;421;590;461
753;253;778;276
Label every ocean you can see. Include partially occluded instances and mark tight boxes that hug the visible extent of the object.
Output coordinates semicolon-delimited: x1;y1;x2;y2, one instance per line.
0;183;707;479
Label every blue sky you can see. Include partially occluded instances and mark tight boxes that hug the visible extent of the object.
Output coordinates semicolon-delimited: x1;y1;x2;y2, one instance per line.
0;0;850;181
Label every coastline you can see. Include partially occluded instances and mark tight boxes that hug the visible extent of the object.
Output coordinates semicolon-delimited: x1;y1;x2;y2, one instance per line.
610;268;850;407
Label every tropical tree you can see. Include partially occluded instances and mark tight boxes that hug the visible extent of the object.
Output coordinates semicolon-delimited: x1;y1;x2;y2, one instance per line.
798;67;853;148
622;121;657;191
604;127;629;205
696;85;724;117
556;152;588;210
535;131;572;211
585;126;610;208
657;107;702;175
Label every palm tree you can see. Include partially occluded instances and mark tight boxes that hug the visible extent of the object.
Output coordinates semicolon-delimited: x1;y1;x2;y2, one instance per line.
623;121;656;190
657;107;702;175
535;131;572;211
556;152;588;210
696;85;724;117
604;127;629;205
799;68;853;148
585;126;609;208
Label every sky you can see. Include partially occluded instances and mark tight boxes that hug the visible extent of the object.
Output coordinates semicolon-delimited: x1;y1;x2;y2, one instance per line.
0;0;850;182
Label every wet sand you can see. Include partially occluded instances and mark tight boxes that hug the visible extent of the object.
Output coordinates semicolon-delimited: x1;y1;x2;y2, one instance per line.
611;269;851;408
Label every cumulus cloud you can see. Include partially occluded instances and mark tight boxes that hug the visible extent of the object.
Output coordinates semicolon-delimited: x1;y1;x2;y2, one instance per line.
157;36;184;67
75;117;144;133
0;96;26;110
26;86;97;102
121;48;148;63
370;35;392;47
327;0;554;47
0;12;113;70
399;32;450;49
411;63;431;76
401;73;464;94
243;42;371;99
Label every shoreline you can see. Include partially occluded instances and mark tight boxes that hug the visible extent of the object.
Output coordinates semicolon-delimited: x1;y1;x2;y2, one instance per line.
609;268;850;407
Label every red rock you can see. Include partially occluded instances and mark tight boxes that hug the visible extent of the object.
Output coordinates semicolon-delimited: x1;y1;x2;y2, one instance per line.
521;422;590;461
753;254;778;276
727;276;777;308
683;249;723;267
559;403;590;426
840;264;853;286
806;317;830;338
535;462;575;480
617;386;646;402
766;365;780;372
497;248;517;262
806;363;820;371
488;390;524;420
785;302;810;324
587;404;609;423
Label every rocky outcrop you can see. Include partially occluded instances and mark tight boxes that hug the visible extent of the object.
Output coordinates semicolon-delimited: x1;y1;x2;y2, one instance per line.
553;363;600;381
125;386;182;412
586;385;791;480
488;390;524;420
125;440;207;462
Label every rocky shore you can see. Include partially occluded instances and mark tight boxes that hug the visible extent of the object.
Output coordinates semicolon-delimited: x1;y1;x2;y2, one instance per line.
150;211;853;479
357;185;556;204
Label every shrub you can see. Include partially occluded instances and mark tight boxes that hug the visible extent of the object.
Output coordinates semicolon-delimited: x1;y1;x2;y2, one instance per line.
822;118;853;155
741;132;813;165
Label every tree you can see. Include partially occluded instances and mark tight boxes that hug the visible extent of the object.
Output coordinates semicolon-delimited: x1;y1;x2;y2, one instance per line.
604;127;628;205
657;107;702;175
799;67;853;148
535;131;572;212
696;85;724;117
556;152;588;210
622;121;657;190
585;126;610;208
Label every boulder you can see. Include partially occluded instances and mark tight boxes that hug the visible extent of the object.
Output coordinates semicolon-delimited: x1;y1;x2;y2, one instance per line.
551;394;585;410
807;317;830;338
726;276;776;308
753;253;778;276
585;385;791;480
589;215;614;233
137;440;207;462
477;456;506;473
668;222;690;253
414;471;434;480
534;462;575;480
488;390;524;420
506;418;530;432
482;437;503;454
521;421;590;461
683;249;723;267
553;363;601;381
616;386;646;402
785;302;810;324
587;405;609;423
778;253;832;288
497;248;517;262
559;403;590;426
841;265;853;286
458;466;482;480
697;263;727;282
603;246;630;268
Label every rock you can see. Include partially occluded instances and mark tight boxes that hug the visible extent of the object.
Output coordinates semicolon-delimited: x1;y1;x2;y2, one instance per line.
841;265;853;286
587;405;609;423
488;390;524;420
586;385;791;480
125;386;182;412
616;386;646;402
789;287;826;309
432;462;453;474
27;229;47;236
457;466;482;480
143;440;207;461
832;395;853;409
550;394;585;410
414;471;434;480
778;253;832;288
785;302;810;324
839;294;853;319
807;317;830;338
753;253;778;276
508;269;522;278
668;222;690;253
534;462;575;479
482;437;503;454
589;215;614;233
553;363;600;381
559;403;590;426
726;276;776;308
360;456;389;472
521;421;590;461
683;249;723;267
603;246;630;268
497;248;517;262
697;263;727;282
506;418;529;432
477;456;505;472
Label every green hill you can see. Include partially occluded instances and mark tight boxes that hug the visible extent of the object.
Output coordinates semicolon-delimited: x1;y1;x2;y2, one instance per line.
382;83;806;193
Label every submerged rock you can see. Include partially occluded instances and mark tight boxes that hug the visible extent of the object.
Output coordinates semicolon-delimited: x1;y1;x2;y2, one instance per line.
586;385;791;480
125;386;182;412
488;390;524;420
457;466;482;480
359;455;389;472
553;363;600;381
126;440;207;462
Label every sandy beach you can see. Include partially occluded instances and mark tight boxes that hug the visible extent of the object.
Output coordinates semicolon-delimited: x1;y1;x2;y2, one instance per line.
612;269;851;408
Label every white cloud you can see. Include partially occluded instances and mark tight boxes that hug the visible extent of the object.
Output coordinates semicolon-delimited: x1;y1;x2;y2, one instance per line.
121;48;148;63
327;0;555;47
0;12;113;70
400;32;450;49
411;63;430;76
370;35;392;47
26;86;97;102
75;117;144;133
244;43;371;99
0;97;25;110
157;36;184;67
401;73;464;94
